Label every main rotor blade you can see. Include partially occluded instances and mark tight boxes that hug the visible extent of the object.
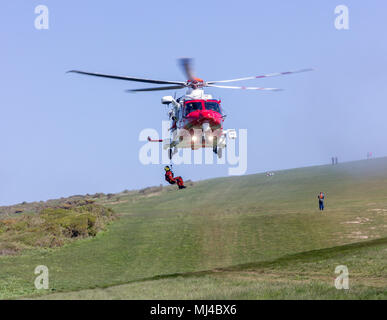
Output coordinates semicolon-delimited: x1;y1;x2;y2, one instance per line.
67;70;186;85
206;84;283;91
178;58;195;81
207;68;314;84
126;85;186;92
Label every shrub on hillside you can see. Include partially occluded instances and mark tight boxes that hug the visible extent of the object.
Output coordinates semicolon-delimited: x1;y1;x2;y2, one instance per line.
0;202;116;255
138;185;163;195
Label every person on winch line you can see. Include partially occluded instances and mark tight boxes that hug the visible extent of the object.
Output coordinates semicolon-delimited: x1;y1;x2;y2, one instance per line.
318;192;325;211
164;166;186;189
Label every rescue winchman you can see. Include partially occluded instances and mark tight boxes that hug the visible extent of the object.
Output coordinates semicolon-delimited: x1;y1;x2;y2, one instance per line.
164;166;186;189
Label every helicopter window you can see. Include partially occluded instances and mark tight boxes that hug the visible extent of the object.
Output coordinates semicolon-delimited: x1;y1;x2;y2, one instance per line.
204;101;221;113
184;101;203;115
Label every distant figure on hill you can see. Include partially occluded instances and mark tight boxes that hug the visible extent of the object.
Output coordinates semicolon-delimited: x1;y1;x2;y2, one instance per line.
335;157;338;165
318;192;325;211
331;157;335;165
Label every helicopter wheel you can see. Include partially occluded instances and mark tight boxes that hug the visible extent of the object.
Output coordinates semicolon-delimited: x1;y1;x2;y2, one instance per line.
212;137;218;154
217;147;223;159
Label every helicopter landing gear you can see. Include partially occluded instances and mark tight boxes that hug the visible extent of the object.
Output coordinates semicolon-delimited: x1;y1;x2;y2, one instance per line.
212;137;223;159
213;137;218;154
213;146;223;159
217;147;223;159
168;147;178;160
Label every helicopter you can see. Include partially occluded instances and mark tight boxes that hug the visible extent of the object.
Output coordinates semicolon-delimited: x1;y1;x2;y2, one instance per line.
68;58;313;159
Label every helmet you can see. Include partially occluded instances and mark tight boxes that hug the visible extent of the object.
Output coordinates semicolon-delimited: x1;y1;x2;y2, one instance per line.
164;166;170;171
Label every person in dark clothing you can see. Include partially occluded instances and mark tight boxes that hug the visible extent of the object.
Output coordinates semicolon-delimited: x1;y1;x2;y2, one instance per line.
164;166;186;189
318;192;325;211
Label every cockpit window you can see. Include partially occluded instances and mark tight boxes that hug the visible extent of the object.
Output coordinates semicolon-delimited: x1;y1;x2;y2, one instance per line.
184;101;203;115
205;101;221;113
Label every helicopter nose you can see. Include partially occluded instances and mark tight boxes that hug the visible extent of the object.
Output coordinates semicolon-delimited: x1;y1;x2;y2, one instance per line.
199;110;221;126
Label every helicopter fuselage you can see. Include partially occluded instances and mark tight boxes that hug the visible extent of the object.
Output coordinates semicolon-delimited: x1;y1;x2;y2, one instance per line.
171;89;223;132
180;100;223;131
161;89;229;156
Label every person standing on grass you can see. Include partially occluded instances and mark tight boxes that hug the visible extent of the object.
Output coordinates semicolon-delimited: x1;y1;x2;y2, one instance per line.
318;192;325;211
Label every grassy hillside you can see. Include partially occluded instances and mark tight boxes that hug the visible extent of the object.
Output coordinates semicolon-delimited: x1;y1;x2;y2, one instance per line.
36;237;387;300
1;158;387;299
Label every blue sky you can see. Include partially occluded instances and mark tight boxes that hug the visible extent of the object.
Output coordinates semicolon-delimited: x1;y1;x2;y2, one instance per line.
1;1;387;205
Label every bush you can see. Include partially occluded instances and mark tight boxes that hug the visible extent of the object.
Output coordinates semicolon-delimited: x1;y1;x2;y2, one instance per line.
138;185;163;195
0;202;117;255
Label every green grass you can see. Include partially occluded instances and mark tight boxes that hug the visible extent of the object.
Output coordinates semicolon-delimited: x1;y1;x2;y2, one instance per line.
1;158;387;299
35;238;387;300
